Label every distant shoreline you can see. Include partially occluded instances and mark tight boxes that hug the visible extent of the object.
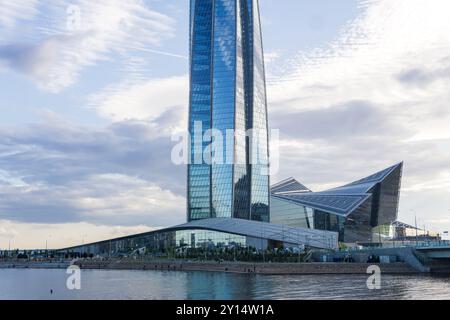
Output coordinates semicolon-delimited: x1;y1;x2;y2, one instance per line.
0;260;419;275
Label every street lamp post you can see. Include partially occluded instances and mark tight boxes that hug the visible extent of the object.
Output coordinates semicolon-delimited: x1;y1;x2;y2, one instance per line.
410;209;418;245
415;216;418;244
46;235;52;259
82;234;87;246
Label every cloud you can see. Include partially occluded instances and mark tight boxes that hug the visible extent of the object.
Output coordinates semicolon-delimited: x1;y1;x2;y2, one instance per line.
0;173;185;226
0;0;38;29
396;64;450;87
0;113;186;227
264;51;281;64
268;0;450;115
0;0;176;92
270;100;408;140
89;75;189;124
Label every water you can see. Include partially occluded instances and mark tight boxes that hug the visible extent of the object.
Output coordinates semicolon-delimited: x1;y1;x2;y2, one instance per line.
0;269;449;300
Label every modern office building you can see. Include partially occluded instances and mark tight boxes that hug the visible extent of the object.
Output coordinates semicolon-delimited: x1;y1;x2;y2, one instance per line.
271;163;403;243
188;0;270;222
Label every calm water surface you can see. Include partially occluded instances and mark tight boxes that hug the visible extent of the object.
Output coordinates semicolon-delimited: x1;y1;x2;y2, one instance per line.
0;269;449;300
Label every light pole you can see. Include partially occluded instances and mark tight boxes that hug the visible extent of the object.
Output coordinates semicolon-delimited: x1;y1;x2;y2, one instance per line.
415;216;418;244
261;225;265;263
46;235;52;259
410;209;418;245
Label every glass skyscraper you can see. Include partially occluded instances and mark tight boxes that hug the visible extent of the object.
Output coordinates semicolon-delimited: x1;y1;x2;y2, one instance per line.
188;0;270;222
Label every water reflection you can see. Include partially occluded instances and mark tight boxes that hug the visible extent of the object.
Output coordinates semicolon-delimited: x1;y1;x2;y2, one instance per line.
0;269;449;300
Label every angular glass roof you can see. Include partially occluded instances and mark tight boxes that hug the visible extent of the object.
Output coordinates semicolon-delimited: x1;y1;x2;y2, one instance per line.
271;163;403;217
339;163;402;190
273;193;371;216
271;177;311;195
391;220;421;230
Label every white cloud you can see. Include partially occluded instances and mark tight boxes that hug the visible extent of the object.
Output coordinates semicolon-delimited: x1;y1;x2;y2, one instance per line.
264;51;281;64
89;75;188;129
0;172;185;225
403;180;450;194
71;173;186;219
268;0;450;120
0;0;38;29
0;0;176;92
0;116;187;228
0;169;29;187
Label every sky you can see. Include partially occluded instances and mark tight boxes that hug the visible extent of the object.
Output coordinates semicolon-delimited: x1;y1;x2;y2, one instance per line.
0;0;449;249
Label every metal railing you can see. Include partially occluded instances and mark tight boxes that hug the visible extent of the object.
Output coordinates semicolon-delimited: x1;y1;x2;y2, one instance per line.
340;240;450;252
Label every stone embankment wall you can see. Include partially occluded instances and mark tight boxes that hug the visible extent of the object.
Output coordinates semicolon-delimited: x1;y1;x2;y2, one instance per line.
73;260;417;275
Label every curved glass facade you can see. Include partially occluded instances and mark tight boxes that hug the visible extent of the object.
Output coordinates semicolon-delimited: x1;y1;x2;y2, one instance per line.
176;230;246;249
55;218;339;256
188;0;270;222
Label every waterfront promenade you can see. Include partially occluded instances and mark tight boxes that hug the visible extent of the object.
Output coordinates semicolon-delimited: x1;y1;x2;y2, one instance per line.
3;242;449;274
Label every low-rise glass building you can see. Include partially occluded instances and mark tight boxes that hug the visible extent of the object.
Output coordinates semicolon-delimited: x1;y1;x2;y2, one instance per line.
56;218;338;257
